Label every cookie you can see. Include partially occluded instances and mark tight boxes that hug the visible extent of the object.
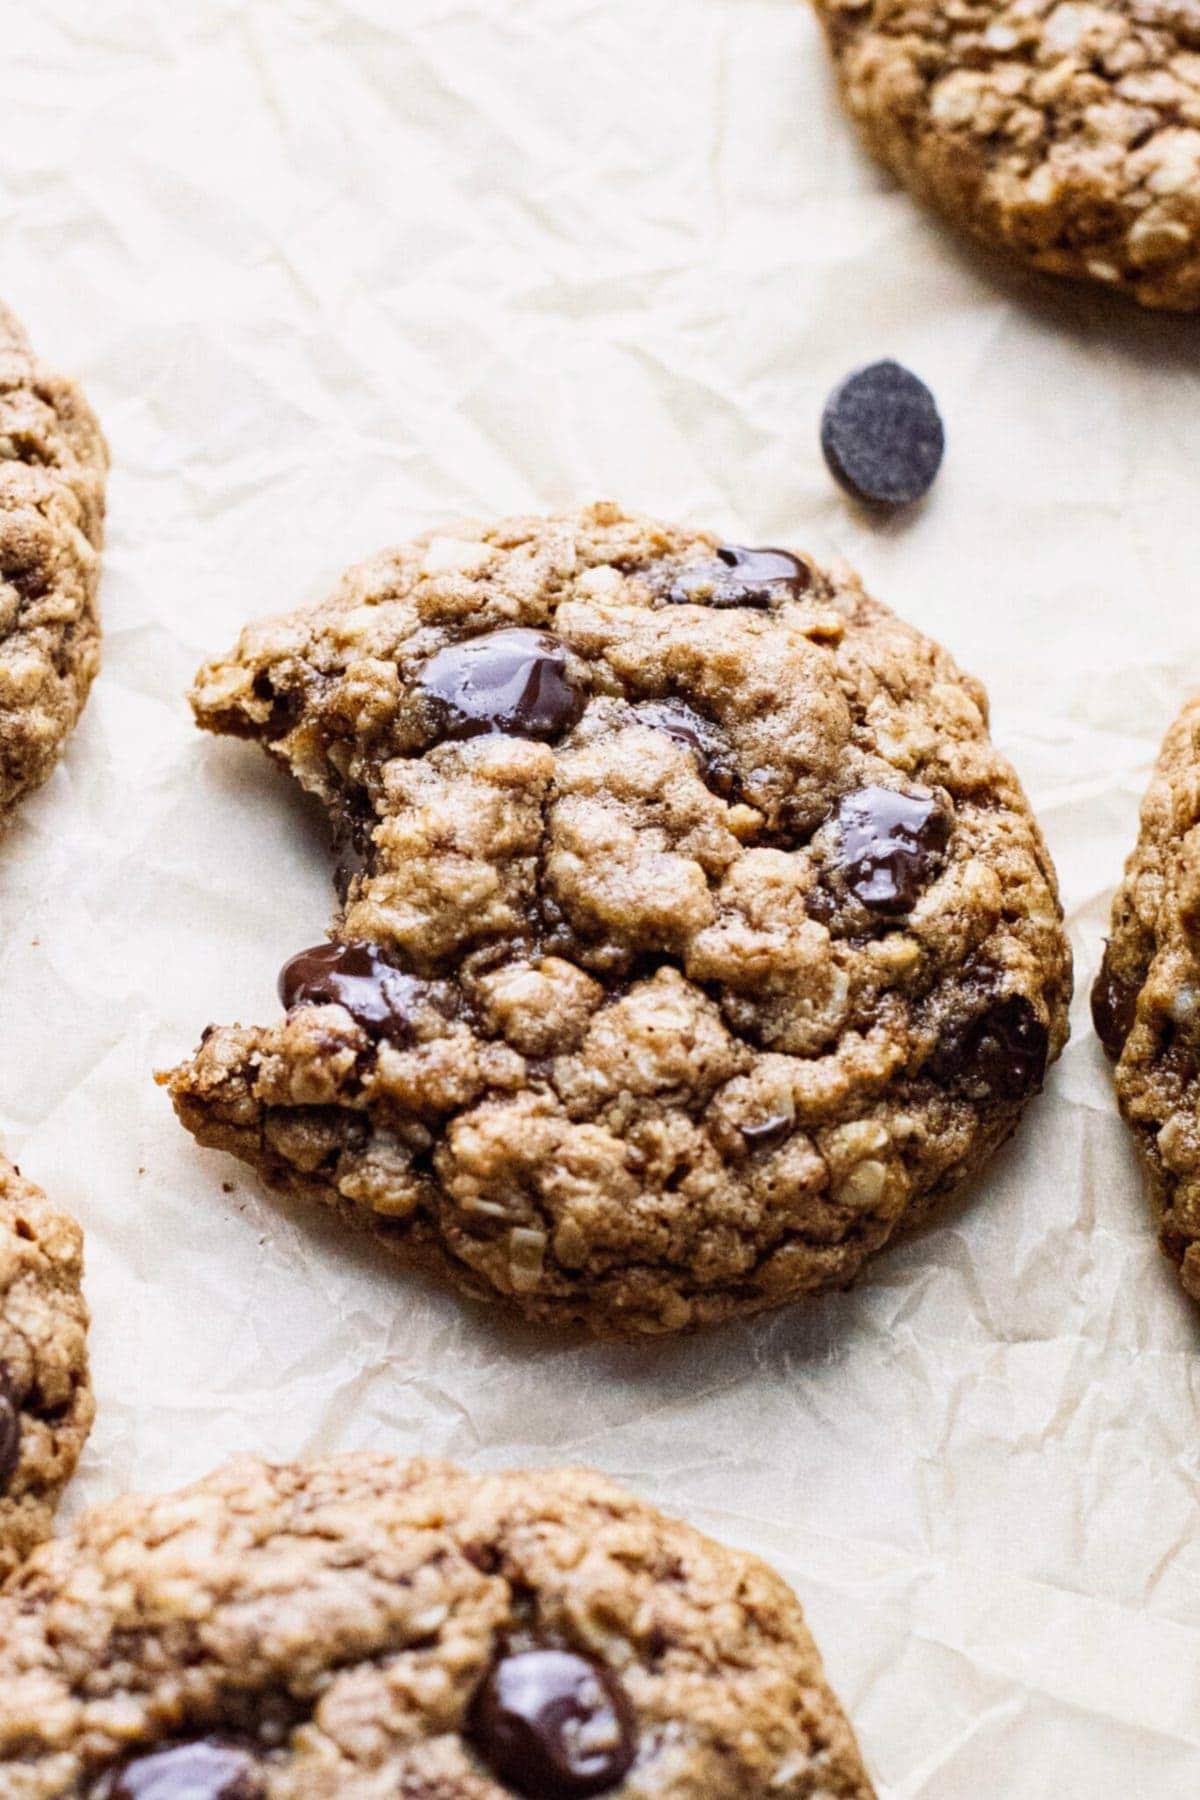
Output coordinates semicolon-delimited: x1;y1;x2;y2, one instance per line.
0;301;107;825
1092;694;1200;1299
163;503;1071;1337
0;1454;876;1797
811;0;1200;312
0;1153;93;1580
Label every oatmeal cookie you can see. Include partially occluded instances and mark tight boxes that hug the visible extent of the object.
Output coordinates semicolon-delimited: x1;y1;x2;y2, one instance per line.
0;1454;876;1798
811;0;1200;311
0;1153;92;1580
163;503;1071;1336
1093;694;1200;1299
0;301;107;824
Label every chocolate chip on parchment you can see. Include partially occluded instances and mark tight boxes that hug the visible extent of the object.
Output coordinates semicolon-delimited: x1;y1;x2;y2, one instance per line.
821;361;945;508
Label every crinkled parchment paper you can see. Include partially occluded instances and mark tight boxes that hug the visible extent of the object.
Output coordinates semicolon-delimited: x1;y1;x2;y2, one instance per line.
3;1;1200;1792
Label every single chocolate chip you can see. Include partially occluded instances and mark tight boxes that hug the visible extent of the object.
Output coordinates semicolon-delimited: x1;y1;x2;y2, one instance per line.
664;544;810;609
938;995;1050;1102
417;628;584;743
0;1364;20;1494
92;1740;264;1800
279;941;448;1042
836;785;950;915
821;361;945;508
740;1111;794;1153
632;701;737;797
1091;945;1138;1061
470;1648;636;1799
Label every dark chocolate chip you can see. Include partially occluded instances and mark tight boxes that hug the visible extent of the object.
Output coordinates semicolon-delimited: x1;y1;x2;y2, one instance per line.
821;361;945;509
632;701;737;797
836;785;950;916
1091;944;1138;1061
278;940;448;1042
740;1111;794;1153
664;544;811;609
0;1364;20;1495
937;995;1050;1102
470;1648;636;1799
417;628;584;743
92;1740;264;1800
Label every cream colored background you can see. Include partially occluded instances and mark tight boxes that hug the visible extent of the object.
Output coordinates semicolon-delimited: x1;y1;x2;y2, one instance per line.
3;0;1200;1792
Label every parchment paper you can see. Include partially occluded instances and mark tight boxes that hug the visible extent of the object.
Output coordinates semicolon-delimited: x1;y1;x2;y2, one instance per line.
4;1;1200;1791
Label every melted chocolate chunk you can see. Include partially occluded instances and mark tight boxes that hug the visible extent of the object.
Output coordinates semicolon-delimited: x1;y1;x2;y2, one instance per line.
93;1740;264;1800
417;628;584;743
936;995;1050;1102
0;1364;19;1494
279;941;448;1043
740;1111;794;1153
632;701;737;797
664;544;811;609
836;785;950;915
470;1648;636;1799
821;360;945;509
1091;944;1138;1061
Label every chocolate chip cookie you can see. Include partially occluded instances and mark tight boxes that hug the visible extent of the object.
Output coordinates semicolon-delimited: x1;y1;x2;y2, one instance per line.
0;301;107;824
163;503;1071;1336
1092;695;1200;1299
0;1453;876;1797
0;1153;93;1580
811;0;1200;311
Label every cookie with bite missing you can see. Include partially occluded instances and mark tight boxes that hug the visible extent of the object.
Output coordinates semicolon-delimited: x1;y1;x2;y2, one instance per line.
0;301;107;824
0;1152;93;1579
0;1454;876;1797
163;503;1071;1337
811;0;1200;312
1093;694;1200;1299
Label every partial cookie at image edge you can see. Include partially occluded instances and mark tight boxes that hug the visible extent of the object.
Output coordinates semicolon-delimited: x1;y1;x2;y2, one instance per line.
1094;692;1200;1301
0;1453;877;1798
0;300;108;827
810;0;1200;313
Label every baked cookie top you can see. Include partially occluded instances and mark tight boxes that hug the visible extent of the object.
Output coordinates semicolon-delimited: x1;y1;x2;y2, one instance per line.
812;0;1200;311
1094;694;1200;1298
0;1454;876;1798
0;1153;93;1581
0;302;107;824
165;503;1071;1337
